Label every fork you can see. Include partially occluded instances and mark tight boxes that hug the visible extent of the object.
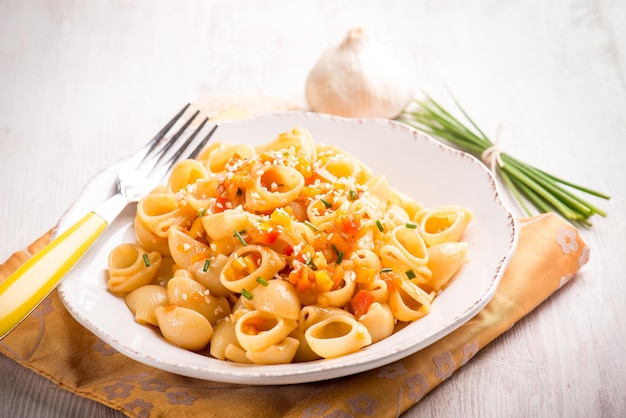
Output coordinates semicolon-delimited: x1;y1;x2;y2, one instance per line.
0;104;218;338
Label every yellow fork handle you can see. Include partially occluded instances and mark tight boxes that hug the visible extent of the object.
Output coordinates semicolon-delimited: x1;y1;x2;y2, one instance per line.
0;211;107;338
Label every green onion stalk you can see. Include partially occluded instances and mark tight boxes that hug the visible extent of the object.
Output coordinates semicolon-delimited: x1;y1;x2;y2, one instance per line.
398;95;609;227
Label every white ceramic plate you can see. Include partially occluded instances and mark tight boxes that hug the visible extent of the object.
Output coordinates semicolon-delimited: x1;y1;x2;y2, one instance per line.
57;112;518;385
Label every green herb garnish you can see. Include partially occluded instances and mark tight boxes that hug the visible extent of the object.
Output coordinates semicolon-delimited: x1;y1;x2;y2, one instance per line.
406;269;417;279
256;277;269;286
405;222;417;229
381;267;393;273
241;288;253;300
142;254;150;267
375;220;384;232
203;259;211;272
233;229;247;246
320;198;333;209
304;220;320;232
305;257;318;271
399;95;609;226
331;244;344;264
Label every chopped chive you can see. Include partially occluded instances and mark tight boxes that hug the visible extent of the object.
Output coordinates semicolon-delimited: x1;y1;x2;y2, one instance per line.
203;259;211;272
142;254;150;267
241;288;253;300
381;267;393;273
320;198;332;209
304;220;320;232
233;229;247;246
197;208;206;218
349;190;357;200
305;258;318;271
330;243;344;264
375;220;384;232
405;222;417;229
256;277;269;286
406;269;417;279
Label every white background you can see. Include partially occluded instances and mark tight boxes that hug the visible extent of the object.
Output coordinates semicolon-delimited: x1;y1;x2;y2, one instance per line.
1;1;624;417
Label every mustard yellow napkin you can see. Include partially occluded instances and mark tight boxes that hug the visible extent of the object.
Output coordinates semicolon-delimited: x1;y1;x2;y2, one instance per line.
0;97;590;417
0;212;589;418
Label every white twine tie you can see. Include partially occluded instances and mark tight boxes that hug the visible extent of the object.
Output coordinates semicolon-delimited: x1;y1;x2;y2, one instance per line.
480;124;504;173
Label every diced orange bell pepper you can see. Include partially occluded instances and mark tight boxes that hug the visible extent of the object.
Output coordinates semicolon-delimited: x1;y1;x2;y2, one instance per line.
350;289;374;319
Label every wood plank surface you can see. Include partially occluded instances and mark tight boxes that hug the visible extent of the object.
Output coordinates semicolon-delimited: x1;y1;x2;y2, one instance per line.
1;1;624;417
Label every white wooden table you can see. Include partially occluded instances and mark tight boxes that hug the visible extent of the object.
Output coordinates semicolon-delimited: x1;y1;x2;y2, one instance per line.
1;1;624;417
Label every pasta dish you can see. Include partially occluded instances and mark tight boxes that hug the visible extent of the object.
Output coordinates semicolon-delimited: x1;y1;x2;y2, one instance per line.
106;127;473;364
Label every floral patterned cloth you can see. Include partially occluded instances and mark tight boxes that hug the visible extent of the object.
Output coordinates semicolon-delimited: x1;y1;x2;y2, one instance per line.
0;212;589;418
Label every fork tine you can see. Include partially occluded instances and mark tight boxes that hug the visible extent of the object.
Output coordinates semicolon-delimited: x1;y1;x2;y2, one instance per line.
143;103;191;160
154;122;219;178
164;120;219;167
147;109;201;167
188;124;219;159
163;116;209;168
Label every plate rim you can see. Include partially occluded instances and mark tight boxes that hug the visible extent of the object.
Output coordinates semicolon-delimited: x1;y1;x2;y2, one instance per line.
56;111;519;385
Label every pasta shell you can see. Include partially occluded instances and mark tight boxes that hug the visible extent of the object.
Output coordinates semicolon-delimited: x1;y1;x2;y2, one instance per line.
187;253;231;297
305;315;372;358
167;227;212;269
133;213;171;255
380;225;431;282
364;174;390;202
358;302;395;343
235;310;297;352
317;270;356;308
182;177;221;212
207;143;255;173
166;272;230;324
289;328;321;362
209;317;238;360
323;153;361;181
298;305;353;332
426;242;468;292
255;127;316;162
250;279;301;320
245;165;305;212
125;285;169;326
416;205;474;246
107;244;162;293
201;208;255;241
155;305;213;351
167;159;209;193
224;343;253;364
388;279;433;322
389;187;423;220
358;277;389;304
220;245;286;293
245;337;300;364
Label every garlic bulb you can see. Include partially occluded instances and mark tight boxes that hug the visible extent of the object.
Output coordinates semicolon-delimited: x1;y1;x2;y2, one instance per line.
305;27;415;119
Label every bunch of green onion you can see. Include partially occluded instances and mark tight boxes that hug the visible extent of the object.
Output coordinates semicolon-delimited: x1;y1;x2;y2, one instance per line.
398;95;609;226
